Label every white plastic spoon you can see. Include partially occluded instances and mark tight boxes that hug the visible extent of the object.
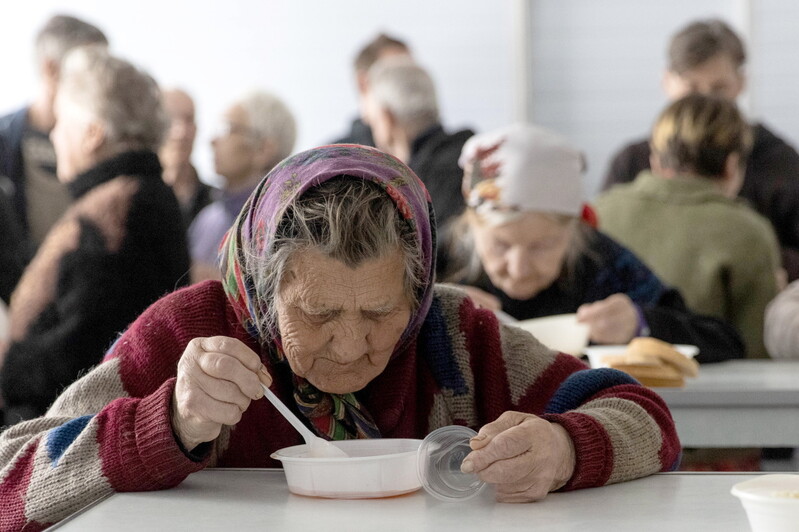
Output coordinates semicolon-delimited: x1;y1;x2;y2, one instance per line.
261;383;349;458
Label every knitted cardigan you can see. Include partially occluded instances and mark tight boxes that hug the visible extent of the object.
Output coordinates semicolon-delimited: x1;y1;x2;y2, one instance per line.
0;281;680;531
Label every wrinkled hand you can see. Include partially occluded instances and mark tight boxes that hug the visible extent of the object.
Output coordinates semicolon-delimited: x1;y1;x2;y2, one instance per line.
172;336;272;451
460;285;502;311
576;293;638;344
461;411;576;503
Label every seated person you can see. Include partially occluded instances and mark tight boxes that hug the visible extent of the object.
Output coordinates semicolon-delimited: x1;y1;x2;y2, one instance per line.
595;94;780;358
764;280;799;359
331;32;411;146
365;57;474;230
0;47;189;424
189;91;295;282
0;145;680;529
439;124;744;363
601;19;799;281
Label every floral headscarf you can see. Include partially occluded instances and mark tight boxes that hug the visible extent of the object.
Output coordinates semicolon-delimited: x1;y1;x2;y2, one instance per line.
219;144;435;440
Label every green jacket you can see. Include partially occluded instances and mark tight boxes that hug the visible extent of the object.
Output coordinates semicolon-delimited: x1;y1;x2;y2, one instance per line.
595;171;780;358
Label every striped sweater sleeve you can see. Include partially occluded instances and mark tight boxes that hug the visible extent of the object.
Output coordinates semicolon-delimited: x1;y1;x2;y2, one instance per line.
436;285;681;490
0;284;229;532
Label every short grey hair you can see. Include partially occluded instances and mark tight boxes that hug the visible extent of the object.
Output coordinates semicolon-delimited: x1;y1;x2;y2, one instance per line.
35;14;108;67
237;91;297;167
59;46;167;152
368;57;439;138
244;176;424;343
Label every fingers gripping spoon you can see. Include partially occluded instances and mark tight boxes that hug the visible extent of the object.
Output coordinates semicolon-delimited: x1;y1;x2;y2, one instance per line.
261;383;349;458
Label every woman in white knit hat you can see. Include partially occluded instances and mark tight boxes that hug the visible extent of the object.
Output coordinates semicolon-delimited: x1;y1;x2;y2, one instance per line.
439;123;743;363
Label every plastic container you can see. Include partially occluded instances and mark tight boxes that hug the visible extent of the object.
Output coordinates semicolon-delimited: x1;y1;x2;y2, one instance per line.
417;425;485;502
271;438;422;498
514;313;590;356
584;344;699;369
272;426;485;500
731;474;799;532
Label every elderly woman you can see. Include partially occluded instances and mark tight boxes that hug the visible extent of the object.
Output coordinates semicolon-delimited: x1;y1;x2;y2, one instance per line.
439;124;744;363
0;47;189;424
596;94;781;358
0;145;679;530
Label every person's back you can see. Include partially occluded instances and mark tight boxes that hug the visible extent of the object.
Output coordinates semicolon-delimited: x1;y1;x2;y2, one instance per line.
596;94;780;358
601;19;799;281
366;57;473;229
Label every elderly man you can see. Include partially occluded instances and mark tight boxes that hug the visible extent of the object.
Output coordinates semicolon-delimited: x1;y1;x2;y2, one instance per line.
189;91;296;282
601;19;799;281
331;32;411;146
0;15;108;248
366;57;474;229
159;88;215;228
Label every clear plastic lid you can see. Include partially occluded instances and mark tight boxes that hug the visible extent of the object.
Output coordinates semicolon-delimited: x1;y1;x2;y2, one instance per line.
417;425;485;502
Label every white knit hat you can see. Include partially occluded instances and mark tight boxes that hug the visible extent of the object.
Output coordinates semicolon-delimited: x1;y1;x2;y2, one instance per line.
459;123;585;221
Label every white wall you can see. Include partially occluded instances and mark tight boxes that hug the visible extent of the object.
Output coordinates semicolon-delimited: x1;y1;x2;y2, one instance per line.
0;1;518;185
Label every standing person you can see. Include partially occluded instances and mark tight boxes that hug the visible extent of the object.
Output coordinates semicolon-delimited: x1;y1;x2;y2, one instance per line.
366;57;474;230
0;145;680;530
440;123;745;364
0;47;189;424
188;91;296;282
601;19;799;281
0;15;108;247
159;88;215;229
331;32;411;146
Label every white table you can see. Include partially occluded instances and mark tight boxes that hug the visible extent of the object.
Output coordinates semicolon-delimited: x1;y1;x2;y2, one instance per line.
51;469;757;531
654;360;799;448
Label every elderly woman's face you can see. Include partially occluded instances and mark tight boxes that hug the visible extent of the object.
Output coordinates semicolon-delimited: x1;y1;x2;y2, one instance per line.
276;248;412;394
472;212;574;300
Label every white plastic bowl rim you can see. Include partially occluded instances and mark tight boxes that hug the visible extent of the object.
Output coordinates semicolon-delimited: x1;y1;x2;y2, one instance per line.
731;474;799;503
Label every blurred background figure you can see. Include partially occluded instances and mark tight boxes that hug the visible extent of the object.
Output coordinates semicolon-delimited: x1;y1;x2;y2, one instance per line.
366;57;474;230
0;14;108;249
601;19;799;282
596;94;780;358
764;280;799;359
0;182;27;306
159;87;215;229
440;123;744;363
189;90;296;282
0;46;189;424
331;32;411;146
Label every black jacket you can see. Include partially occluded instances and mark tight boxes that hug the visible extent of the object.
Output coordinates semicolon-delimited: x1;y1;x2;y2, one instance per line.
1;151;190;423
408;124;475;230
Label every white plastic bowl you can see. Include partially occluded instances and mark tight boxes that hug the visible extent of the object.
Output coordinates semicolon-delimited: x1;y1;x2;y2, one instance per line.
584;344;699;369
732;474;799;532
271;438;423;498
514;313;590;356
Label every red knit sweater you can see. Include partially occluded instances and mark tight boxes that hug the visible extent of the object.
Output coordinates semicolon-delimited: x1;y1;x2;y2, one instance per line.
0;281;680;531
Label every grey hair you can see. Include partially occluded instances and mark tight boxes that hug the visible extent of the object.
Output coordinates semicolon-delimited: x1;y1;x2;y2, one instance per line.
244;176;424;343
35;14;108;67
439;209;595;286
237;91;297;167
368;57;439;138
59;46;168;152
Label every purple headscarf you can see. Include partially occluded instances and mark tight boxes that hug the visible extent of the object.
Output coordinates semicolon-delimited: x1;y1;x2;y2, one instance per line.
219;144;436;439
